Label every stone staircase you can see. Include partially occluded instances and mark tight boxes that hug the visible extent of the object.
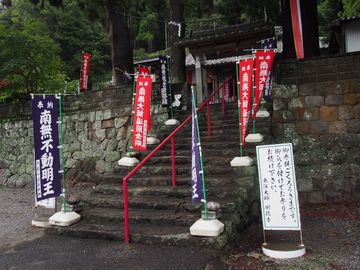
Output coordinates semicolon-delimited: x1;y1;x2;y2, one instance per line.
46;102;273;248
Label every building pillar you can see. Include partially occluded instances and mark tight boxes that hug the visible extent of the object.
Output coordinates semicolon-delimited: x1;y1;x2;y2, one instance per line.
194;54;207;104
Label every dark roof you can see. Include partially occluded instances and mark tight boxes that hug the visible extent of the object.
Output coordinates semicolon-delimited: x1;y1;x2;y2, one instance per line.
332;16;360;26
178;20;274;48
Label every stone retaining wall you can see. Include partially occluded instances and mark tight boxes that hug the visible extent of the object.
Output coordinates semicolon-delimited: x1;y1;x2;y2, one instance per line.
274;52;360;203
0;85;168;187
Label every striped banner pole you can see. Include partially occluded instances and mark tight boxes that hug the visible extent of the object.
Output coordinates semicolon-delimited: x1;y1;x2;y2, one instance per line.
290;0;304;59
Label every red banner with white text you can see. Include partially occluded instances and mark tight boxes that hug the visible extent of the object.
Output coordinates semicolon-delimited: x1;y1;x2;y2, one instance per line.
80;52;91;92
132;76;152;151
253;50;275;118
238;58;254;145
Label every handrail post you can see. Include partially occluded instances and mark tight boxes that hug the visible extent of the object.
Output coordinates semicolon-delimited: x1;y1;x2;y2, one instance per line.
123;179;130;243
206;103;211;137
171;136;176;187
121;76;228;243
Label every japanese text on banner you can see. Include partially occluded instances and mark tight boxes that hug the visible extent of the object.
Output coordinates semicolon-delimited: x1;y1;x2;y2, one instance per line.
191;93;203;203
132;76;152;151
32;96;61;201
159;56;170;107
253;50;275;117
238;59;254;145
80;52;91;92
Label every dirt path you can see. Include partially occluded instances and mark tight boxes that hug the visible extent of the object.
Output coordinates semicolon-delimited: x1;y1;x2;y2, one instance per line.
0;187;43;250
212;203;360;270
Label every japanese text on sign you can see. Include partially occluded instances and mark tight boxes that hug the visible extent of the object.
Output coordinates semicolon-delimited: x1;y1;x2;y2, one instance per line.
159;56;170;107
256;143;301;230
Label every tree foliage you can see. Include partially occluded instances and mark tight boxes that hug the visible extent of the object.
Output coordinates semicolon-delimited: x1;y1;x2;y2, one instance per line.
0;1;65;101
0;0;353;102
342;0;360;17
39;0;111;82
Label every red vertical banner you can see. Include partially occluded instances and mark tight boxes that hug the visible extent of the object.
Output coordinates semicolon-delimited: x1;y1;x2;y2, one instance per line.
290;0;304;59
132;76;153;151
138;66;150;75
238;58;254;145
80;52;91;92
253;50;275;118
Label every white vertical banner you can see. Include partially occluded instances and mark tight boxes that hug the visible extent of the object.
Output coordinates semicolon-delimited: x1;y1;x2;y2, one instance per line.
35;197;55;209
256;143;301;230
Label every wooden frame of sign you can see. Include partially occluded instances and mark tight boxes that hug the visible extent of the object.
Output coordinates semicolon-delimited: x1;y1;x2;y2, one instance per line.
256;143;305;259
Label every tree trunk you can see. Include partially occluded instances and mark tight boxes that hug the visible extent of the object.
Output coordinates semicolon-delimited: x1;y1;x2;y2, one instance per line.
300;0;320;57
169;0;185;84
108;9;134;86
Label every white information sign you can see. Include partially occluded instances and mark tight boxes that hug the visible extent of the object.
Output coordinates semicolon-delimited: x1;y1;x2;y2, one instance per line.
256;143;301;231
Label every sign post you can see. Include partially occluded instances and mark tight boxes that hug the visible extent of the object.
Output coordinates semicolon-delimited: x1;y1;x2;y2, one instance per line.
31;94;81;227
31;95;61;227
49;94;81;226
190;86;224;237
256;143;305;259
245;49;275;143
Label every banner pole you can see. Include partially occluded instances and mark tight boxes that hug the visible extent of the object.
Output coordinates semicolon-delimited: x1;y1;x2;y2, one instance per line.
127;78;137;155
252;62;256;134
263;229;267;245
58;95;67;212
191;87;208;220
235;62;243;157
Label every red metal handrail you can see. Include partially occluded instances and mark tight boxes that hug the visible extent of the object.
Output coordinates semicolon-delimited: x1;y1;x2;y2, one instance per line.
122;78;233;243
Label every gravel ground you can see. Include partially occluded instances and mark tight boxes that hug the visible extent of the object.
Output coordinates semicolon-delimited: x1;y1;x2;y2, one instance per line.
212;204;360;270
1;186;360;269
0;186;43;249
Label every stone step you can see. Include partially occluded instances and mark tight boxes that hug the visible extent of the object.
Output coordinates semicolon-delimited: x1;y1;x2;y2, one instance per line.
45;216;230;249
82;193;237;213
180;125;272;136
155;127;272;142
144;155;232;166
93;182;237;199
81;207;199;227
114;162;235;176
158;116;271;133
147;136;271;151
143;144;272;161
96;174;236;189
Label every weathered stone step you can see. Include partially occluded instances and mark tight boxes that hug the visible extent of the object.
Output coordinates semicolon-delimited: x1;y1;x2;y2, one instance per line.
45;216;230;249
82;193;237;213
114;162;234;176
81;207;199;227
82;193;197;211
194;118;271;129
145;155;233;166
94;184;191;197
157;119;271;137
155;128;271;143
148;136;268;148
139;150;234;162
97;174;235;188
93;182;237;199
